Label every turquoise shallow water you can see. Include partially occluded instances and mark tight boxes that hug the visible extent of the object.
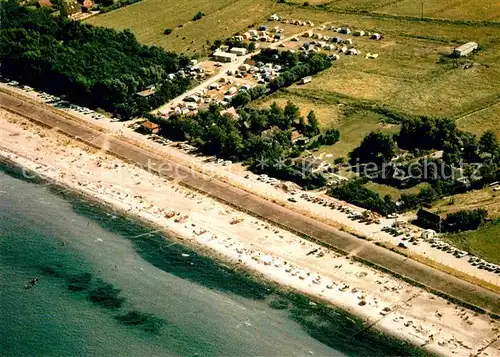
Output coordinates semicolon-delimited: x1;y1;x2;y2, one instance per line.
0;167;429;357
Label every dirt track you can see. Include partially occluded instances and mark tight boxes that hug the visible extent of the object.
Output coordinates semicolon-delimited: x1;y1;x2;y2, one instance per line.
1;89;499;315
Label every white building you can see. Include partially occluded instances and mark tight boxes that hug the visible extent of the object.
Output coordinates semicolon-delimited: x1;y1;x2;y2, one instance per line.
301;76;312;84
213;51;237;63
453;42;478;57
230;47;247;56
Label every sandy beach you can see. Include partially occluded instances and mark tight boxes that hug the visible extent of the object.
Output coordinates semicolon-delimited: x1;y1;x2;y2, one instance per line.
2;83;497;289
1;109;499;356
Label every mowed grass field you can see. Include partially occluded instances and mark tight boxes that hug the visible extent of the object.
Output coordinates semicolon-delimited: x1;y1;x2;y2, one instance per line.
86;0;280;55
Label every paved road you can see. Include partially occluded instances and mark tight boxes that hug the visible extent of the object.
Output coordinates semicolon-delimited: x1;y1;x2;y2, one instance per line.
1;89;499;316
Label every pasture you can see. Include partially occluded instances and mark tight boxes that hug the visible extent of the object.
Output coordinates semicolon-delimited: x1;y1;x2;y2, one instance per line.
288;0;500;22
444;221;500;265
86;0;279;55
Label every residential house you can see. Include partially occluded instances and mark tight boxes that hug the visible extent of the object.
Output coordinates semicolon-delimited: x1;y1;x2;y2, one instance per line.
38;0;53;7
81;0;93;11
291;130;309;145
138;121;160;135
62;0;81;16
220;107;239;120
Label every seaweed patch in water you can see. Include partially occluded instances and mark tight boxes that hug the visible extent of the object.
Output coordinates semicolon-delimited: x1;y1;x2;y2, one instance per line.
115;310;166;334
87;278;125;309
67;273;93;292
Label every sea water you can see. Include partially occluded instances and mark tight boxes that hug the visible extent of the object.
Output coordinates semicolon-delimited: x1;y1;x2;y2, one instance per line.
0;168;429;356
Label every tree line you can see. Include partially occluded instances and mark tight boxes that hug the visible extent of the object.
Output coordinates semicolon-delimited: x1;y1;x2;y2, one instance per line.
329;116;500;219
157;101;332;188
0;1;191;119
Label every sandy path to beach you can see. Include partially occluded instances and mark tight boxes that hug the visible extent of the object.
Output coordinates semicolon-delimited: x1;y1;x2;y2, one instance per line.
1;110;499;357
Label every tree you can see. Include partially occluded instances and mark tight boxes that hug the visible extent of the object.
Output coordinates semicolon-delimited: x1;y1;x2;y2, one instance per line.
164;28;173;35
318;129;340;145
303;110;320;137
231;90;251;107
444;209;488;232
284;101;300;126
248;42;256;52
479;130;499;155
350;132;397;165
192;11;205;21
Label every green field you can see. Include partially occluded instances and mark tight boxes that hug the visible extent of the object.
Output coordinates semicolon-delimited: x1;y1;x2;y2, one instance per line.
364;182;430;201
444;221;500;264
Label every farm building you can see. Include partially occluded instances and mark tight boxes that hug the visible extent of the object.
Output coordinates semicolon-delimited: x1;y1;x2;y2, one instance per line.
301;76;312;84
370;33;382;40
212;51;237;63
453;42;478;57
416;209;443;232
230;47;247;56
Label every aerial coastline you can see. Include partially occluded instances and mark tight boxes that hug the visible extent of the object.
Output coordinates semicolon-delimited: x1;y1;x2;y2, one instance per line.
1;108;499;357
